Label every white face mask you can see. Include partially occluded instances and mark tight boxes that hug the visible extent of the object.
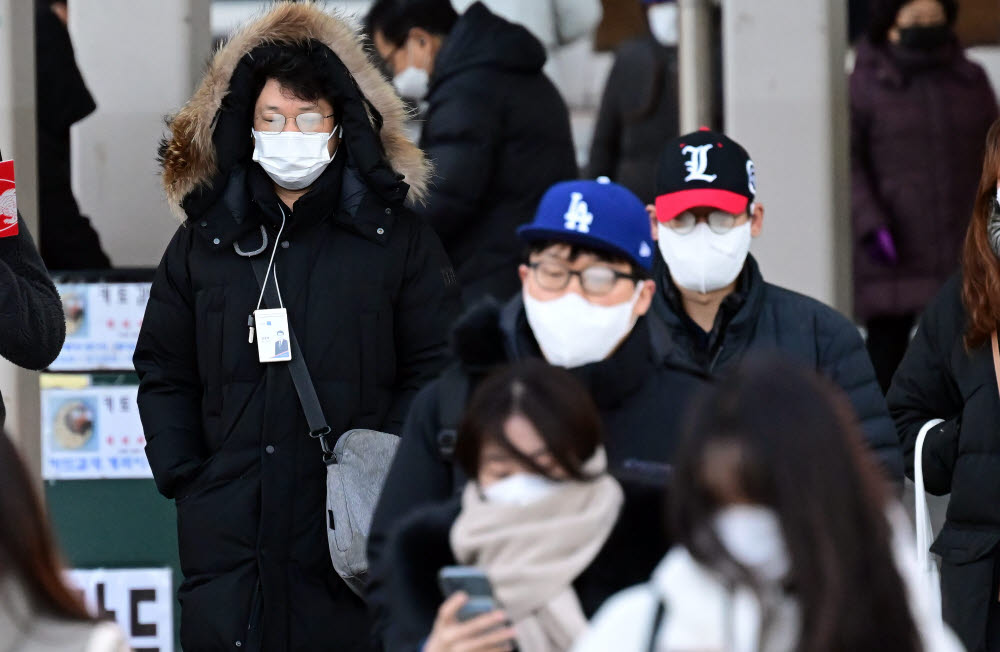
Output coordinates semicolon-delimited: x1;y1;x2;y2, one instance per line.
657;222;751;294
394;66;430;101
251;126;340;190
523;282;644;368
481;473;560;506
648;3;679;46
712;504;790;583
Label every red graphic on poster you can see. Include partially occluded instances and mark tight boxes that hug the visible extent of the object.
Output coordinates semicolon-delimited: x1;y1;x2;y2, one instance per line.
0;160;19;238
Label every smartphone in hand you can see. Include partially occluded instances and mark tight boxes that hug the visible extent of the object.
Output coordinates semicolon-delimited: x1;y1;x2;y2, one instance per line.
438;566;500;622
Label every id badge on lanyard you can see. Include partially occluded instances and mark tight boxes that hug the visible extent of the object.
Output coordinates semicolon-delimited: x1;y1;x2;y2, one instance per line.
254;308;292;363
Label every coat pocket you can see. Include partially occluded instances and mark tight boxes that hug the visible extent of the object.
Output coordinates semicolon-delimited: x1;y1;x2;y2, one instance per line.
932;524;1000;651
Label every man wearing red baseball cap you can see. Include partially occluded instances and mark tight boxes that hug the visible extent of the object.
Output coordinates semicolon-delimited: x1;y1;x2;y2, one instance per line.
648;128;902;481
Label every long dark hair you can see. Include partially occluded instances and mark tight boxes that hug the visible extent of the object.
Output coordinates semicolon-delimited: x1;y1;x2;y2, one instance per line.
0;431;92;620
963;118;1000;350
670;356;921;652
454;359;603;481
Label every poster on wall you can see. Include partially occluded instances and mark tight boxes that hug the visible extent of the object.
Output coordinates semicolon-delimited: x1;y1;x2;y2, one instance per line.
67;568;173;652
49;282;151;371
40;375;150;480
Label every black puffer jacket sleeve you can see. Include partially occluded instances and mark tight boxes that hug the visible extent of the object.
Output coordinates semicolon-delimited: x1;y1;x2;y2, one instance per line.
414;93;499;243
817;307;904;480
385;221;461;432
134;226;208;498
887;275;964;495
0;218;65;370
367;380;456;648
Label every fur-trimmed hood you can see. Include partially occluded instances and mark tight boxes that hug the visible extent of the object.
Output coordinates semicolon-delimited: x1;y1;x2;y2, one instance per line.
159;2;428;220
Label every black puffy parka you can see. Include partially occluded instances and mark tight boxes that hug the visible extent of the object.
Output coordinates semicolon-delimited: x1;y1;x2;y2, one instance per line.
366;296;712;648
133;5;461;651
888;274;1000;651
416;3;578;303
652;255;903;480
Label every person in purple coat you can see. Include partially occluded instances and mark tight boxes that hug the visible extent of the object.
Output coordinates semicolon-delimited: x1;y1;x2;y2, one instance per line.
850;0;997;391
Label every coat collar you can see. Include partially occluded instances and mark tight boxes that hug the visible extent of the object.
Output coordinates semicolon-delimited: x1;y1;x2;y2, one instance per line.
855;37;980;90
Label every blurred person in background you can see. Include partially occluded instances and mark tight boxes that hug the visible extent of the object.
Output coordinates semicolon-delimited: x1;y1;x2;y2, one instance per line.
134;3;459;650
450;0;601;57
888;118;1000;651
851;0;997;392
650;129;903;482
365;179;711;646
588;0;680;204
375;360;662;652
34;0;112;270
0;430;128;651
367;0;578;304
576;356;961;652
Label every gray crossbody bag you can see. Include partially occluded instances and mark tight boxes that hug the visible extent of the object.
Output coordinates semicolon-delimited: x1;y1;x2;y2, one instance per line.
250;254;400;598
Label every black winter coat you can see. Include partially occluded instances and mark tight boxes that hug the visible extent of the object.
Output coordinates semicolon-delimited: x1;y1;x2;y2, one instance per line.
587;37;679;204
135;6;461;651
652;255;903;480
888;274;1000;651
0;219;66;425
366;296;711;647
416;3;578;303
376;491;667;652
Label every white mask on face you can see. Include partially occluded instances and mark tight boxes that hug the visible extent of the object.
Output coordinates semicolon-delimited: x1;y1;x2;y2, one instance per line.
712;504;790;583
648;3;679;46
481;473;560;506
523;282;644;369
393;66;430;101
657;221;751;294
251;126;340;190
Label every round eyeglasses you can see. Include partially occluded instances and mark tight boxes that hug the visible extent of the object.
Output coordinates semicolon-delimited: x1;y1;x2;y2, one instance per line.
528;260;639;296
255;112;336;134
668;210;742;235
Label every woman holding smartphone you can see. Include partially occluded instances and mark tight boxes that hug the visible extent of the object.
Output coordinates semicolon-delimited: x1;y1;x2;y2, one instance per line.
371;359;659;652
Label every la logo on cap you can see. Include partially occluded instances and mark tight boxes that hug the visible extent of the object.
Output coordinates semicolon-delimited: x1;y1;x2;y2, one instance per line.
564;192;593;234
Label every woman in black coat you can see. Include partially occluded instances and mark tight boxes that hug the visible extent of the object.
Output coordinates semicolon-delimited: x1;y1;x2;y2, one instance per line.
888;117;1000;651
374;360;665;652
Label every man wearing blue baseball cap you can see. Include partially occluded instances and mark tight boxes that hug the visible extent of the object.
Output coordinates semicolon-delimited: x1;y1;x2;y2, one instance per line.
365;178;709;650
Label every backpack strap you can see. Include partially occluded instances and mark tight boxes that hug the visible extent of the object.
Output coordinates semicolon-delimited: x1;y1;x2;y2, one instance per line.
249;255;333;459
646;587;667;652
436;364;469;461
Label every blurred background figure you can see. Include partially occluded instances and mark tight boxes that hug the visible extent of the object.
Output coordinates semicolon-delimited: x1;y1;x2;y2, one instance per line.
888;118;1000;651
576;356;961;652
450;0;601;60
0;430;128;651
850;0;997;392
587;0;680;204
34;0;112;270
367;0;577;304
376;360;664;652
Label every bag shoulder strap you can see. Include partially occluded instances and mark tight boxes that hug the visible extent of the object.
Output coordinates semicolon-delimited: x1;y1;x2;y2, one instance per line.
249;255;332;457
992;331;1000;400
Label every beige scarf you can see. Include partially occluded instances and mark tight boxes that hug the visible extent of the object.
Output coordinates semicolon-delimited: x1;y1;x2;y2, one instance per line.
449;449;624;652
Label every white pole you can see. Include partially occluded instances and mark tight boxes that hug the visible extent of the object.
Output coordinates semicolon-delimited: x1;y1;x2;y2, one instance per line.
678;0;715;132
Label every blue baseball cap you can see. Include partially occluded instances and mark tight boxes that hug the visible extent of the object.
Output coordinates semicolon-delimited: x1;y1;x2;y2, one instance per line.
518;178;655;271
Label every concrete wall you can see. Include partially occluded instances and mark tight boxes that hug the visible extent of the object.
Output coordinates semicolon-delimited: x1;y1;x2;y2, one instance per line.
70;0;212;268
723;0;852;313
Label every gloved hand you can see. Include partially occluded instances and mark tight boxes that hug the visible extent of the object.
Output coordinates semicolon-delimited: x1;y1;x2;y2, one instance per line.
866;226;898;265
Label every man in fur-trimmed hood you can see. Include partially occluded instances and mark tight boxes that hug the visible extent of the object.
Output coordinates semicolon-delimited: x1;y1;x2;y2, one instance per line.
133;4;461;650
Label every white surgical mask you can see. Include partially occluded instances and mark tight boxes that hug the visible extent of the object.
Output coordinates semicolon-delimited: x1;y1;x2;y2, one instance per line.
523;282;644;369
648;2;679;46
712;504;790;583
251;126;340;190
481;473;560;506
657;222;751;294
393;66;430;101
